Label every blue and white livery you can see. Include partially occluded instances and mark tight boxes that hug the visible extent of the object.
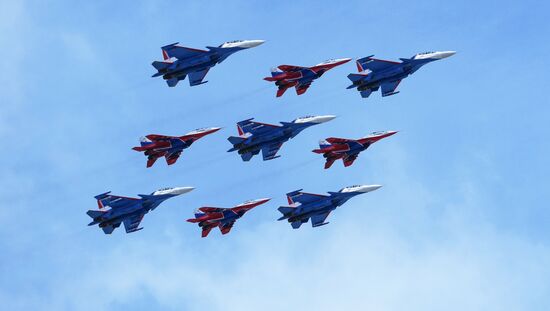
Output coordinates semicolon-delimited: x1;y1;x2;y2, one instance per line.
227;115;336;161
347;51;456;98
87;187;194;234
278;185;382;229
152;40;265;87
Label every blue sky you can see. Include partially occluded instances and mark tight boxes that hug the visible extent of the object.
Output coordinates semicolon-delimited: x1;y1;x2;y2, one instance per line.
1;0;549;310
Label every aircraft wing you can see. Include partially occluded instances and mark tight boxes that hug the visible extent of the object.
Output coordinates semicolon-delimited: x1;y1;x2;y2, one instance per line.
295;81;312;95
188;68;210;86
95;192;140;210
198;207;226;213
278;64;306;72
262;142;283;160
343;154;358;167
311;212;331;227
219;220;236;235
381;80;402;96
287;191;328;205
357;57;401;72
326;137;352;144
165;150;182;165
162;43;208;60
123;213;145;233
237;119;280;136
145;134;173;141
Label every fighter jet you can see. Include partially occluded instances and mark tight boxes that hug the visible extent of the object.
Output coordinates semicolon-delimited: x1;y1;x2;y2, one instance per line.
264;58;351;97
347;51;456;98
187;198;270;237
86;187;194;234
152;40;265;87
277;185;381;229
227;115;336;161
312;131;398;169
132;127;221;168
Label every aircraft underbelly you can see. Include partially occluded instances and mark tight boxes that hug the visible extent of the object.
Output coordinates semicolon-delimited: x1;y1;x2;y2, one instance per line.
241;134;287;153
164;61;214;79
104;208;145;226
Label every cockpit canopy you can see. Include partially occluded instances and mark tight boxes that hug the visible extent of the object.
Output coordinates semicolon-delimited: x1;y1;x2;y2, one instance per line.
339;185;362;192
151;187;173;195
218;40;244;47
293;115;315;122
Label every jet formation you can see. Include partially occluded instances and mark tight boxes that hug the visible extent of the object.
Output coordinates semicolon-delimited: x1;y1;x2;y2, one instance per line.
347;51;456;98
87;41;456;235
227;115;336;161
87;187;194;234
187;198;271;237
312;131;398;169
278;185;382;228
152;40;265;87
264;58;351;97
132;127;221;167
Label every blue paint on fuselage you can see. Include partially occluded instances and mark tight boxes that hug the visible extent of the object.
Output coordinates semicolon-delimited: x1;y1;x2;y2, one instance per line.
219;209;244;225
350;58;434;93
93;194;177;228
281;68;324;87
162;47;245;81
231;122;317;155
285;192;362;223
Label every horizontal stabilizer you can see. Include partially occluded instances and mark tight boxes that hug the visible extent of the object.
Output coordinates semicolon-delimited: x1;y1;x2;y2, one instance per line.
151;58;175;71
278;206;295;217
291;221;303;229
227;136;247;146
347;73;367;83
86;210;106;219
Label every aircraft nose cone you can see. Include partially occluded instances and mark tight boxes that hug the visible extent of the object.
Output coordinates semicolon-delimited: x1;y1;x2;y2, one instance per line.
359;185;382;193
172;187;195;195
312;115;337;124
438;51;456;59
243;40;265;48
257;198;271;204
338;58;352;63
